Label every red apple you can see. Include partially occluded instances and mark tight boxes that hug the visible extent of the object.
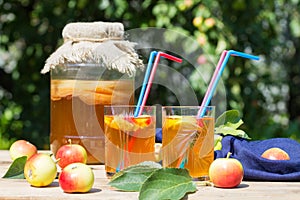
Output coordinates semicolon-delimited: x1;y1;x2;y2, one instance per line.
261;147;290;160
209;152;244;188
24;153;57;187
9;140;37;160
59;162;94;193
55;142;87;169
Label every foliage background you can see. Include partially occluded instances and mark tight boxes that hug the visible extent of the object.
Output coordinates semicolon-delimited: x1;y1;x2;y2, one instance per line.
1;0;300;149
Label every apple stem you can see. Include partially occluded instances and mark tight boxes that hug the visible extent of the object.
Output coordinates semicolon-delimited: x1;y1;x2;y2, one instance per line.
68;139;72;145
226;152;232;159
55;158;61;164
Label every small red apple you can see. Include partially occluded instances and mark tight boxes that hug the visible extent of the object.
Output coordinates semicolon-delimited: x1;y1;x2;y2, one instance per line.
261;147;290;160
209;152;244;188
24;153;57;187
9;140;37;160
55;141;87;169
59;162;94;193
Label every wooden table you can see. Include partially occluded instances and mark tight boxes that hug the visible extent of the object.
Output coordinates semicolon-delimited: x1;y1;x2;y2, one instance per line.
1;150;300;200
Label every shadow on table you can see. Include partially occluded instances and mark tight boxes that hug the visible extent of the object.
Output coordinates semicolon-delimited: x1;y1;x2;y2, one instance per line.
209;183;249;190
235;183;249;189
47;182;102;193
89;188;102;193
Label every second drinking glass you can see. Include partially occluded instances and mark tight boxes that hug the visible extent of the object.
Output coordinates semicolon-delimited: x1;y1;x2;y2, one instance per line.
161;106;215;180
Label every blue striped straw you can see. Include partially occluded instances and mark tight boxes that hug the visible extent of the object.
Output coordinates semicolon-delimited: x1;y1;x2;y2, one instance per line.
134;51;158;117
178;50;260;169
197;50;260;118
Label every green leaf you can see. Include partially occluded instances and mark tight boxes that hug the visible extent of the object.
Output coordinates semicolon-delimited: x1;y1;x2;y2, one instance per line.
109;161;162;192
214;110;251;140
139;168;197;200
215;110;241;127
2;156;26;179
225;119;244;130
214;135;223;150
215;125;251;140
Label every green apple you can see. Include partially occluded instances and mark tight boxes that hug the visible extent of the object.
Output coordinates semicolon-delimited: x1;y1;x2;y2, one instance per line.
55;143;87;169
209;152;244;188
59;162;94;193
24;153;57;187
155;143;162;162
261;147;290;160
9;140;37;160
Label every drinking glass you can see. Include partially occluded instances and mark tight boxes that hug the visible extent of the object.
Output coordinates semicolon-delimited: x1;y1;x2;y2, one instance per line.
161;106;215;180
104;105;156;177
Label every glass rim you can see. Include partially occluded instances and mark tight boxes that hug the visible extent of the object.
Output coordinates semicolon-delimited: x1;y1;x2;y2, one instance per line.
104;105;156;108
162;106;215;109
56;63;104;68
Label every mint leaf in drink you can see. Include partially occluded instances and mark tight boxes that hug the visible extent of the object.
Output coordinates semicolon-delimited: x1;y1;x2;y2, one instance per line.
2;156;26;179
109;161;162;191
139;168;197;200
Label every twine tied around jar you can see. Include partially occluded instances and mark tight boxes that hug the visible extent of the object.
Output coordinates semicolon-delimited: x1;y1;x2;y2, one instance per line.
41;21;144;76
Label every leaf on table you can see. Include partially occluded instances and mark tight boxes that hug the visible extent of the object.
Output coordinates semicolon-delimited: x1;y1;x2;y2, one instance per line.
139;168;197;200
2;156;26;179
109;161;162;192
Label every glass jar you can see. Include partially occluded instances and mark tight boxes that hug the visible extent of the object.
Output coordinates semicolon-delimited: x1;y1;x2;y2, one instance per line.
50;64;135;164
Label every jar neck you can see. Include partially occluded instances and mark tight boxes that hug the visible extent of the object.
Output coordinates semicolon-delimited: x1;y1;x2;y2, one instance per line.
51;64;134;80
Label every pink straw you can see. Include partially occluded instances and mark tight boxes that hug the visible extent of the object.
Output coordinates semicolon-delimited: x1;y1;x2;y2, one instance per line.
199;50;228;109
127;51;182;153
197;50;259;118
137;51;182;116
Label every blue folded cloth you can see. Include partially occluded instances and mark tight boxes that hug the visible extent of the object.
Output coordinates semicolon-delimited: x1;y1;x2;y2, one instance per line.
215;136;300;181
156;128;300;181
155;128;162;143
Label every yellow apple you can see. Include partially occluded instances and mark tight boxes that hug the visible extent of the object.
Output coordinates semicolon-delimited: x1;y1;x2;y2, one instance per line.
24;153;57;187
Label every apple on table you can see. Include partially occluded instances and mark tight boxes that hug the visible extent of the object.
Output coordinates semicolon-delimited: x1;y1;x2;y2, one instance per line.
9;140;37;160
209;152;244;188
55;140;88;169
59;162;94;193
24;153;57;187
55;142;94;193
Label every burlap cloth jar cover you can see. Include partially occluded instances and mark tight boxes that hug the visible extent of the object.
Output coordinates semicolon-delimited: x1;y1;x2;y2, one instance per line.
41;21;144;74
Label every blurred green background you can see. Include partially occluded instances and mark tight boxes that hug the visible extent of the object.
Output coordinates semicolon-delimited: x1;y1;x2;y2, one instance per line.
1;0;300;149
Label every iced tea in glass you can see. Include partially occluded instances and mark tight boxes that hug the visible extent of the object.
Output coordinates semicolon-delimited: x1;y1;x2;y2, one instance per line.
104;105;156;177
162;106;215;180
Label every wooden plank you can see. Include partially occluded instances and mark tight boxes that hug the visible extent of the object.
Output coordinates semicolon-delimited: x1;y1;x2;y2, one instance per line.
1;150;300;200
